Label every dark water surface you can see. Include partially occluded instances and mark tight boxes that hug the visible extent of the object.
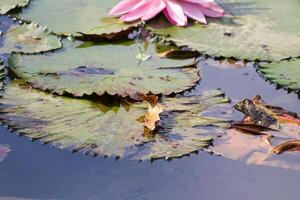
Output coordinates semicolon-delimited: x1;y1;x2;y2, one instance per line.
0;16;300;200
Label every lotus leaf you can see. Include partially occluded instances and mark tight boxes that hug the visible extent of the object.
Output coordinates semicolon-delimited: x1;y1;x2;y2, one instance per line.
149;0;300;61
259;59;300;94
0;0;28;15
19;0;138;38
9;40;200;99
0;23;62;54
0;81;232;160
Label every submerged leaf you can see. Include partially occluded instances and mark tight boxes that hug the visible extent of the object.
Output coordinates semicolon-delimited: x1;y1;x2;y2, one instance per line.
0;81;232;160
149;0;300;61
259;59;300;94
0;144;11;162
0;23;62;54
211;96;300;171
18;0;138;38
0;0;28;14
210;129;300;172
9;39;200;99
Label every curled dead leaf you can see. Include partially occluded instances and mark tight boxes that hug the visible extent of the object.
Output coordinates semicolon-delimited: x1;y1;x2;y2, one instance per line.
142;95;163;131
272;140;300;154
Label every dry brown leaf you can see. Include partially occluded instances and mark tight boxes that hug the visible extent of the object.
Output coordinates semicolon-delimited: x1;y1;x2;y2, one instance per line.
272;140;300;154
157;50;199;59
143;95;163;131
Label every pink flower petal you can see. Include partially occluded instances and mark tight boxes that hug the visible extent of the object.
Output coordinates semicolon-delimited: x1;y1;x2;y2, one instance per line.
198;2;224;16
109;0;149;16
184;0;215;3
164;0;187;26
178;1;207;24
120;1;153;22
183;0;224;17
141;0;166;21
198;4;224;17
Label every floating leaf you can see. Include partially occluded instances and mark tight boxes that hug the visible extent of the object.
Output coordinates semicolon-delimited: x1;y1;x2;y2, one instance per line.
0;144;11;162
18;0;138;38
211;96;300;171
149;0;300;61
259;59;300;94
0;23;62;54
0;81;232;160
0;0;28;15
9;40;199;99
143;95;163;131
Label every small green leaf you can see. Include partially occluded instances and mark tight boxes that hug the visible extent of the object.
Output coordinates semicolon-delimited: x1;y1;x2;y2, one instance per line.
0;22;62;54
259;59;300;94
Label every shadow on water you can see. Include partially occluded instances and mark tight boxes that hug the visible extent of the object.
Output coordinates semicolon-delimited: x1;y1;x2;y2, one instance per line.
0;15;300;200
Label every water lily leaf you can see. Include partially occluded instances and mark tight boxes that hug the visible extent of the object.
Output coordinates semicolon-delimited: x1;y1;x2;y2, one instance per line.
149;0;300;61
0;23;62;54
9;40;200;99
0;81;232;160
0;0;28;15
0;144;11;162
18;0;138;38
259;59;300;94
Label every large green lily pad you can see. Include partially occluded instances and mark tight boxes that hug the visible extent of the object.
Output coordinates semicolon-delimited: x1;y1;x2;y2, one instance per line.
0;23;62;54
149;0;300;61
9;40;200;99
259;59;300;94
18;0;138;37
0;80;232;160
0;0;29;15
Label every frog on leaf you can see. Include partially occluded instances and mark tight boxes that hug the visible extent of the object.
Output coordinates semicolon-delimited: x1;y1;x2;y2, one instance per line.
233;95;300;153
234;95;280;129
234;95;300;129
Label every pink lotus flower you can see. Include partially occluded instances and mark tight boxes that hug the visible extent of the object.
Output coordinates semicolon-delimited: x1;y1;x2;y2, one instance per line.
109;0;224;26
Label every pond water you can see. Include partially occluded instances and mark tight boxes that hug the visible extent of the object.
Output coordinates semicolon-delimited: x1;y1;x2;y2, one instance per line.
0;16;300;200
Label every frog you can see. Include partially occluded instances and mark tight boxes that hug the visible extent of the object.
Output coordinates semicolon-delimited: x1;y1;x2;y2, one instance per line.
234;95;280;129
